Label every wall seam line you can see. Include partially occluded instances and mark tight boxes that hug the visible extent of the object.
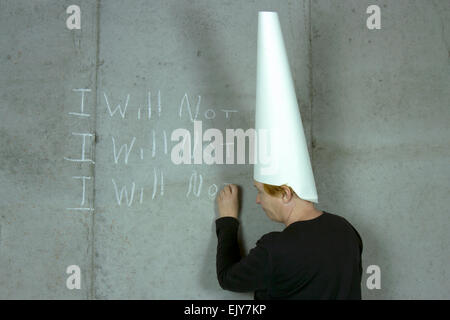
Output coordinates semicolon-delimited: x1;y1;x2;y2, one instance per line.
90;0;101;301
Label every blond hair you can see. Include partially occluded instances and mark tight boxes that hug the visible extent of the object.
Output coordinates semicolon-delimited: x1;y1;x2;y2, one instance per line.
263;183;298;198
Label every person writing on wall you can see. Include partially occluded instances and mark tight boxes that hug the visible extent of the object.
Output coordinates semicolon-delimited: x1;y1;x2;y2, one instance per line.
215;182;363;300
214;11;363;300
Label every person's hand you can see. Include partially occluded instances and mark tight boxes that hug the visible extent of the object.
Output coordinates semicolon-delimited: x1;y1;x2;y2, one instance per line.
216;184;239;219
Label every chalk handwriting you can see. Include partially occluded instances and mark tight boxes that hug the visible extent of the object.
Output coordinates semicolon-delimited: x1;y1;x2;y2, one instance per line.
112;178;135;206
104;92;130;118
179;93;201;122
66;176;93;211
69;89;91;117
64;132;95;164
186;170;202;197
112;136;136;164
111;168;164;206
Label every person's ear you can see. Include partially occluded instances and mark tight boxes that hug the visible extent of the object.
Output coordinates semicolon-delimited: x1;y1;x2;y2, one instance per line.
281;186;293;203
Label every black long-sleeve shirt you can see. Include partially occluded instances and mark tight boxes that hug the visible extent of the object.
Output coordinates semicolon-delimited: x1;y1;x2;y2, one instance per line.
216;211;363;299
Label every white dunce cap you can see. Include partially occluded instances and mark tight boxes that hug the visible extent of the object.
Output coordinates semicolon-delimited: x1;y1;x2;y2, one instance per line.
253;11;318;203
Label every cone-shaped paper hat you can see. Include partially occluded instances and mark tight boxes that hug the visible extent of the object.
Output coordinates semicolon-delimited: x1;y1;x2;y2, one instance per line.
254;11;318;203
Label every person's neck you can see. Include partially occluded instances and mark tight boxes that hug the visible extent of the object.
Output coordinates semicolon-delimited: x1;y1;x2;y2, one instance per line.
284;202;323;227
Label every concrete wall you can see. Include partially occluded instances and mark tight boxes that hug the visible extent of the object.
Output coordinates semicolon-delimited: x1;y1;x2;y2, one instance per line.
312;0;450;299
0;0;448;299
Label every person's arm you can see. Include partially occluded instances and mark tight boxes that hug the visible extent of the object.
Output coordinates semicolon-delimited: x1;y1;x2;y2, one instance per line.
215;216;270;292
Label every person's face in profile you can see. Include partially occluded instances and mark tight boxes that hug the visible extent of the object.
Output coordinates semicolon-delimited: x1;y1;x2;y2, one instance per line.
253;180;279;222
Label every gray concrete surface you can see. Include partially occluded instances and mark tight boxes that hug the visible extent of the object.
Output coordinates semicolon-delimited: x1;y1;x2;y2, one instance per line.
0;0;449;299
312;0;450;299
